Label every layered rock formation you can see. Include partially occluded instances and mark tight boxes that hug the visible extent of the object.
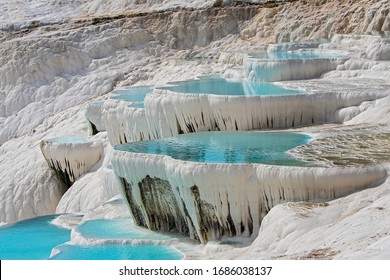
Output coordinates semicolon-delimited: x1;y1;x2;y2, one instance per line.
40;138;103;187
112;150;386;243
144;88;385;139
1;0;390;259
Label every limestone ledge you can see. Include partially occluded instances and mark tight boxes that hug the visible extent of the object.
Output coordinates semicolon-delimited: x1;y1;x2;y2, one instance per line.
40;138;104;187
112;150;387;243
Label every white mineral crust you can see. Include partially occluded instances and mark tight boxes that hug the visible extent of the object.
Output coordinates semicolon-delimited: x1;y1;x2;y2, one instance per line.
1;0;390;259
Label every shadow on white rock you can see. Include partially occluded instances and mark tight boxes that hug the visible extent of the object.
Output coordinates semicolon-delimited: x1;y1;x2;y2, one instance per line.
112;150;387;244
40;137;104;188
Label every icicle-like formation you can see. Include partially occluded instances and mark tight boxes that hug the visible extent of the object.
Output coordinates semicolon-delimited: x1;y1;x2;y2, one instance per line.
144;89;386;139
244;56;347;82
102;103;153;146
85;102;106;134
40;138;103;187
85;100;126;135
112;151;387;244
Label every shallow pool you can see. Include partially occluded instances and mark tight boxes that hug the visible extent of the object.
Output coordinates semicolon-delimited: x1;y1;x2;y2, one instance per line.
111;86;153;103
115;131;311;166
159;76;302;96
77;219;173;240
50;243;182;260
0;215;70;260
0;216;183;260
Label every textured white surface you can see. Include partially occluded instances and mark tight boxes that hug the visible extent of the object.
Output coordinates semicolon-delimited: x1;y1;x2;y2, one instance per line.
144;89;386;139
54;134;121;213
244;56;346;82
0;0;216;30
102;102;152;146
1;0;390;259
85;102;106;133
227;166;390;259
0;106;88;223
55;165;121;214
40;138;103;184
112;150;387;243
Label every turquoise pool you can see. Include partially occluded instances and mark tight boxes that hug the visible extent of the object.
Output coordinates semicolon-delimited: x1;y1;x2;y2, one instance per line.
110;77;302;105
159;76;302;96
76;219;173;241
111;86;153;103
51;244;181;260
115;131;311;166
0;216;183;260
0;215;70;260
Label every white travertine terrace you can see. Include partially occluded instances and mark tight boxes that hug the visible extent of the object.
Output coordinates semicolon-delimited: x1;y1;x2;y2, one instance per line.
267;42;322;52
85;102;106;134
1;0;390;259
144;89;387;139
55;141;121;214
102;102;152;146
85;100;136;136
244;55;347;82
40;138;104;186
112;151;387;243
55;166;121;213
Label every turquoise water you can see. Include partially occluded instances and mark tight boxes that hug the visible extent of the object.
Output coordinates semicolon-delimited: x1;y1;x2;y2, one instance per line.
0;216;182;260
248;51;342;59
159;76;302;96
52;219;182;260
109;78;302;101
0;215;70;260
49;137;88;144
51;244;182;260
111;86;153;102
77;219;173;240
115;131;311;166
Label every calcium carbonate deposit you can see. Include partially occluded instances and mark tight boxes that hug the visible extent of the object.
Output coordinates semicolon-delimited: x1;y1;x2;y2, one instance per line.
1;0;390;260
